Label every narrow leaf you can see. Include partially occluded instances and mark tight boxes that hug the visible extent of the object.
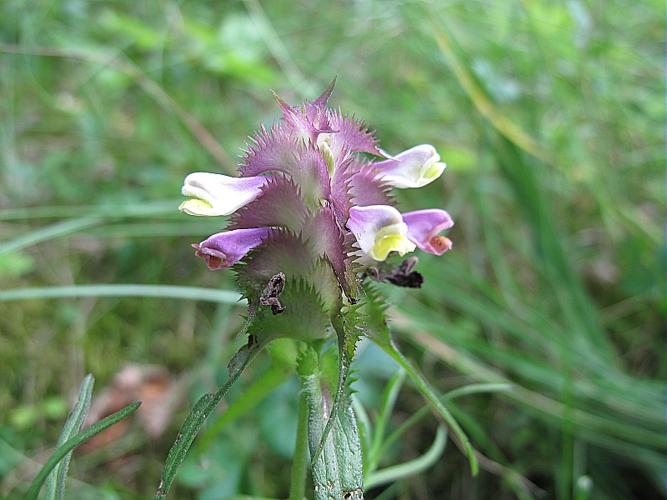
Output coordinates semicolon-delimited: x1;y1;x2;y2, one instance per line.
377;340;479;476
368;369;405;473
333;405;364;498
0;285;243;304
24;401;141;500
0;217;101;256
0;199;177;220
44;374;94;500
155;342;260;499
301;370;342;500
358;282;478;475
365;426;447;489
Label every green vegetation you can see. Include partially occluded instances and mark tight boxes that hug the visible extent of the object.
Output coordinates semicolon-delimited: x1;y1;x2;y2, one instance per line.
1;1;664;498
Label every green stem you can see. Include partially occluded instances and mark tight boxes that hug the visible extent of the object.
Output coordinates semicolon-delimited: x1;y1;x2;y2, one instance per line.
289;388;310;500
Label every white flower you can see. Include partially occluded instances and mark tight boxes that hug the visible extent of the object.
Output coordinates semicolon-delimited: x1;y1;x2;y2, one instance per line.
179;172;268;216
374;144;446;189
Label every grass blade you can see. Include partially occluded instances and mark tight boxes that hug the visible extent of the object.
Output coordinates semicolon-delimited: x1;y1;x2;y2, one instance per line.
425;12;551;164
0;217;101;256
367;369;405;474
0;200;178;221
24;401;141;500
0;285;244;304
43;374;94;500
365;426;447;490
376;340;479;476
380;383;512;457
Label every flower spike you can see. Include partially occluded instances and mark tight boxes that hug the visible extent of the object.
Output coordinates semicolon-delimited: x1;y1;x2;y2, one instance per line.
192;227;272;270
347;205;416;261
179;172;268;216
182;82;454;315
374;144;446;188
402;209;454;255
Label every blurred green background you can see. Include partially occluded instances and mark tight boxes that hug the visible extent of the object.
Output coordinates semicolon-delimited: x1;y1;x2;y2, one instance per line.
0;0;664;499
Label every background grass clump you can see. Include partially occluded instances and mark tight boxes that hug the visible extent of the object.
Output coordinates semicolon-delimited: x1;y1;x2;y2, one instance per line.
0;1;664;499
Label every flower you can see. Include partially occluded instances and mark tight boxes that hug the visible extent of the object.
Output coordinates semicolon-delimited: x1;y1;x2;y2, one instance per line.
179;81;454;318
374;144;446;189
179;172;268;216
347;205;415;261
192;227;271;270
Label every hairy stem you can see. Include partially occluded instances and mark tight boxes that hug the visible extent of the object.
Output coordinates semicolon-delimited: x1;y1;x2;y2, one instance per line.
289;389;310;500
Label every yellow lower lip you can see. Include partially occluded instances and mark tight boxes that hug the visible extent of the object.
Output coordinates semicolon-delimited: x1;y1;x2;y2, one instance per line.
179;198;214;216
422;162;445;182
371;234;415;261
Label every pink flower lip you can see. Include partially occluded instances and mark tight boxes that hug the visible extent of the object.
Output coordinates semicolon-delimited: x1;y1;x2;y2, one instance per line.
402;209;454;256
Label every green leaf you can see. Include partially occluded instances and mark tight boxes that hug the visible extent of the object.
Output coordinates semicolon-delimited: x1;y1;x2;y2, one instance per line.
298;345;363;498
359;282;478;474
0;217;102;256
310;305;362;465
300;365;342;500
351;397;373;462
43;374;94;500
332;405;364;497
0;200;176;220
367;369;405;474
365;426;447;490
24;401;140;500
376;340;479;476
155;341;261;499
0;285;243;304
195;363;290;454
